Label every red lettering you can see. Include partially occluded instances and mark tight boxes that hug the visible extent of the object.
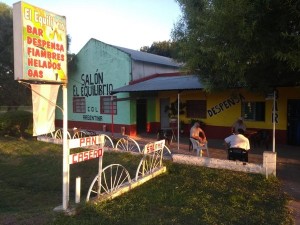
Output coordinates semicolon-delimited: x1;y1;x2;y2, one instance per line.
69;148;103;164
146;143;155;153
92;137;96;145
85;137;90;146
27;25;43;36
84;151;89;161
80;138;85;147
78;152;83;162
72;154;77;164
89;149;93;159
27;69;43;78
94;149;99;158
26;25;32;33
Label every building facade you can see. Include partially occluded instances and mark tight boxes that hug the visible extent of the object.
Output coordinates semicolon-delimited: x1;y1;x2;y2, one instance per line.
56;39;300;146
55;38;180;136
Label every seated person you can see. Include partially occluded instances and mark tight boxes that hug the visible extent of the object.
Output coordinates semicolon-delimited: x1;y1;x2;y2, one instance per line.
224;128;250;162
190;122;207;145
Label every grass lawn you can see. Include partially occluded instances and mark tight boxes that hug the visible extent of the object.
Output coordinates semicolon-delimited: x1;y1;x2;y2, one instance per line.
0;136;293;225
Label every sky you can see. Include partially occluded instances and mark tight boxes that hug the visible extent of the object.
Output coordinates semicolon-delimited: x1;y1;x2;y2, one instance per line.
3;0;182;54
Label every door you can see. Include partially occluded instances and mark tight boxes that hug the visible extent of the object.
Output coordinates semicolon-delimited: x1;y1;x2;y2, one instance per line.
287;100;300;146
136;99;147;134
160;98;170;128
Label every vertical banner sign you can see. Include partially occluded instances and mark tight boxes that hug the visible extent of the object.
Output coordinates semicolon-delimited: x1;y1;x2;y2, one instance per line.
13;2;67;84
31;84;60;136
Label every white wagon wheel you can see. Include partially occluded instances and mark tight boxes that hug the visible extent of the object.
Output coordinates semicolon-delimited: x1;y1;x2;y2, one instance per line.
102;134;114;150
115;137;141;153
85;130;97;136
72;131;87;139
86;164;131;202
39;132;54;138
162;145;172;157
54;128;71;139
135;152;162;180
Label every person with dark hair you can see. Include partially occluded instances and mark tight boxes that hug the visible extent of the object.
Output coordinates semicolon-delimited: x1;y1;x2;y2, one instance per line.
224;128;250;162
190;122;207;144
231;117;246;133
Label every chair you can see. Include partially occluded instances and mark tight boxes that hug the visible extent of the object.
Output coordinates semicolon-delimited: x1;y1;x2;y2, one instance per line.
227;148;248;162
189;138;209;157
157;129;173;145
252;130;271;149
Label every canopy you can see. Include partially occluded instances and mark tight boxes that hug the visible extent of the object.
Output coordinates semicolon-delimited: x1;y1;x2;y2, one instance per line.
110;75;203;94
111;75;204;152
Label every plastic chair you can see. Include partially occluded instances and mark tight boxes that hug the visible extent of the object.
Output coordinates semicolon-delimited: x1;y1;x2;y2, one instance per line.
189;138;209;157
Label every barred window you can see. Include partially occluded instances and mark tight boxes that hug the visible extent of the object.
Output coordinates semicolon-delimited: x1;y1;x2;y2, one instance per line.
186;100;207;118
100;96;117;115
242;101;265;121
73;97;86;113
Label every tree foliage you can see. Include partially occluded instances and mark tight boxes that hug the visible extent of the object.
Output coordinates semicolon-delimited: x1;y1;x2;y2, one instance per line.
0;3;13;70
172;0;300;92
140;40;174;57
0;3;30;107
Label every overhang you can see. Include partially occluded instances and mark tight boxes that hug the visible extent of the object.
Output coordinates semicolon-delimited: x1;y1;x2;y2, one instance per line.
111;75;204;94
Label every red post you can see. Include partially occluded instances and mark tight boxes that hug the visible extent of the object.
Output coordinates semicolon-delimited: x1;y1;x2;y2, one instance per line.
111;96;114;137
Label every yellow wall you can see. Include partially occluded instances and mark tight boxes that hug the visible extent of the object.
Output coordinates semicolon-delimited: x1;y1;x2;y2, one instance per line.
157;87;300;131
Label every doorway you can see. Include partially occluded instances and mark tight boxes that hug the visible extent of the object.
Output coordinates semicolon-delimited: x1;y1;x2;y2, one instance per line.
287;100;300;146
136;99;147;134
160;98;170;128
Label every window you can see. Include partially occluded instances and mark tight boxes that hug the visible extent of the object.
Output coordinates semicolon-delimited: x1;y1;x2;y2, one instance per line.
100;96;117;114
242;101;265;121
73;97;86;113
186;100;207;118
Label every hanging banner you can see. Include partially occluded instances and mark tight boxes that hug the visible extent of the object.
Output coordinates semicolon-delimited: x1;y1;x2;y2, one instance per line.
13;2;67;84
31;84;60;136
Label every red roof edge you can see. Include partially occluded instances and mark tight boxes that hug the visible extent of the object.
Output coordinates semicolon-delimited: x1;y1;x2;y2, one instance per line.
129;72;182;85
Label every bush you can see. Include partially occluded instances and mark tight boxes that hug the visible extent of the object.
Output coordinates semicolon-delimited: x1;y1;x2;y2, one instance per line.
0;110;33;138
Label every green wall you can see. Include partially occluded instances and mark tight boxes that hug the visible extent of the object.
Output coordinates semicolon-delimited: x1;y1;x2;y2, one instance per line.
56;39;132;126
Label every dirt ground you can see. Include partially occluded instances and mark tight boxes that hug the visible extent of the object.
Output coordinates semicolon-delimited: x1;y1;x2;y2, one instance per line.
276;146;300;225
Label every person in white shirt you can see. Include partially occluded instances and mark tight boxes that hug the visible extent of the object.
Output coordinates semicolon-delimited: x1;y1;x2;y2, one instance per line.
224;128;250;162
224;128;250;150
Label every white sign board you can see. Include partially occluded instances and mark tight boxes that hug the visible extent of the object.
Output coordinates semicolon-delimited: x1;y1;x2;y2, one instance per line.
144;140;165;154
69;148;103;164
68;135;104;149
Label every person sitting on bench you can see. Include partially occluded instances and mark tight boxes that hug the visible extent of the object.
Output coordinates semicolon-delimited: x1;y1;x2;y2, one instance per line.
224;128;250;162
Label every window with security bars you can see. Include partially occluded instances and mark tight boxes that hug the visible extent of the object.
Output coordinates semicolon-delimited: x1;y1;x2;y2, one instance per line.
73;97;86;113
242;101;265;121
101;96;117;114
186;100;207;118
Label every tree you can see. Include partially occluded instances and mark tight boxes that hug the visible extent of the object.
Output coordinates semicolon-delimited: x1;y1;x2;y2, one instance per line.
172;0;300;92
140;40;174;57
0;3;13;71
0;3;30;107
